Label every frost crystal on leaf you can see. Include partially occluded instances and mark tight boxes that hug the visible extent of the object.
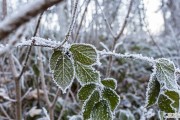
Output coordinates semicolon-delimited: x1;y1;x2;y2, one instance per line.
75;61;100;85
101;78;117;90
82;90;100;120
70;43;98;65
50;50;75;93
145;74;160;107
101;87;120;111
78;83;97;101
90;100;113;120
156;58;178;90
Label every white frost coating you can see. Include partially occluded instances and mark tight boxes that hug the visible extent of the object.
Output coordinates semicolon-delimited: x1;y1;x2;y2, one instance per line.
42;107;50;120
81;89;99;114
50;50;76;94
101;87;120;111
98;51;156;63
99;42;109;51
102;78;117;89
145;64;157;107
161;91;179;112
156;58;178;90
139;107;155;120
68;115;82;120
70;43;99;66
17;37;62;48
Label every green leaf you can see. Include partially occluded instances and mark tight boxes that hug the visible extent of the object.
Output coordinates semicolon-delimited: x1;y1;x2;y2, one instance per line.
145;75;160;107
78;83;97;101
156;58;178;90
102;87;120;111
83;90;100;120
50;50;74;93
90;100;112;120
158;94;174;113
164;90;179;111
75;62;100;84
101;78;117;89
70;44;98;65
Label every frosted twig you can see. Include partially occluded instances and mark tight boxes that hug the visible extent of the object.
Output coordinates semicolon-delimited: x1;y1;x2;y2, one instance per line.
98;51;156;63
60;0;78;46
17;37;61;48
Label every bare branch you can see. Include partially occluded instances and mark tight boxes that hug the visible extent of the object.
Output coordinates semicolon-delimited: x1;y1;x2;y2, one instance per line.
0;0;63;40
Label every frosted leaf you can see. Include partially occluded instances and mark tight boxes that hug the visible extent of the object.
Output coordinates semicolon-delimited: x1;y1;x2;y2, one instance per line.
75;61;100;84
145;75;160;107
164;90;179;111
50;50;75;93
82;90;100;120
102;87;120;111
158;94;174;112
156;58;178;90
78;83;97;101
70;43;98;65
101;78;117;90
90;100;113;120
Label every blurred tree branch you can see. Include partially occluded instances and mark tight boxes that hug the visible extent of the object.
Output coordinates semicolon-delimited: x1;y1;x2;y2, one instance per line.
0;0;64;40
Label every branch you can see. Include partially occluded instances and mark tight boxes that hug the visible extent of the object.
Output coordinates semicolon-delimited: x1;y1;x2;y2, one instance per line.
0;0;63;40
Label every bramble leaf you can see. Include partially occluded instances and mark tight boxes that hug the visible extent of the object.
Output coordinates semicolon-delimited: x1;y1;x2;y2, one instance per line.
83;90;100;120
101;78;117;89
102;87;120;111
75;62;100;84
50;50;74;93
78;83;97;101
70;44;98;65
146;75;160;107
91;100;112;120
158;94;174;113
164;90;179;111
156;58;178;90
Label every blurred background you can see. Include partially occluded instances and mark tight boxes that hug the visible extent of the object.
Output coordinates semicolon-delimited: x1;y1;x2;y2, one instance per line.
0;0;179;119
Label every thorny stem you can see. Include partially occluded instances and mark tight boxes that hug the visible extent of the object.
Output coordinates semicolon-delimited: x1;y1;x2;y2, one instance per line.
106;0;133;77
59;0;78;47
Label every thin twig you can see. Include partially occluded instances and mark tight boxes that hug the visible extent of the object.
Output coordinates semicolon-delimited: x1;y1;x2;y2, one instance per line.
60;0;78;46
74;0;90;42
106;0;133;77
0;104;12;120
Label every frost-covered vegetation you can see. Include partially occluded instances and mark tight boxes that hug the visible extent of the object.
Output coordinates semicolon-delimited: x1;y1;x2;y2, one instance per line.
0;0;180;120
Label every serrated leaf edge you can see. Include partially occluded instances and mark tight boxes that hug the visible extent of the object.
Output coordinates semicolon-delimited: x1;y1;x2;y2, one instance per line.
75;61;100;85
49;50;75;94
70;43;99;66
101;78;117;89
102;87;120;111
77;83;98;101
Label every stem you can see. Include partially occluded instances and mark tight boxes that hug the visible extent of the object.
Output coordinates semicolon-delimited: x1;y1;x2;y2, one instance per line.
60;0;78;46
106;0;133;77
15;77;22;120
